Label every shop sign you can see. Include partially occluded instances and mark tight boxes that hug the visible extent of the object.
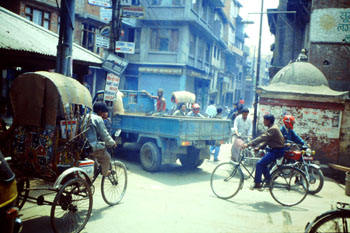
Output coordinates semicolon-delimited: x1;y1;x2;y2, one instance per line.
139;67;183;75
104;73;120;101
100;7;112;23
102;52;128;75
96;34;109;49
88;0;111;8
115;41;135;54
122;6;145;18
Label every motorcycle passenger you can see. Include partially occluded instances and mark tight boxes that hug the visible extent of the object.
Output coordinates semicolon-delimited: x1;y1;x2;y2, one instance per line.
187;103;204;118
242;114;285;189
280;115;305;146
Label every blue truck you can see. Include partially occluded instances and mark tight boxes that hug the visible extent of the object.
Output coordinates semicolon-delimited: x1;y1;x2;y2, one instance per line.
95;90;231;172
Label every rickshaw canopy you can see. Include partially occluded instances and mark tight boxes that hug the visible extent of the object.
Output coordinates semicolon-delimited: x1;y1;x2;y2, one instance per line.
10;71;92;127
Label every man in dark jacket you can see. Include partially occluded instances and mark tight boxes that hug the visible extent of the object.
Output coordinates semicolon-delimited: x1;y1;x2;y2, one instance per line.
242;114;285;189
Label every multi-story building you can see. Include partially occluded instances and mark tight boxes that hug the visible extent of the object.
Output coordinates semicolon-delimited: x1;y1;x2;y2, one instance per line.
1;0;252;111
121;0;250;110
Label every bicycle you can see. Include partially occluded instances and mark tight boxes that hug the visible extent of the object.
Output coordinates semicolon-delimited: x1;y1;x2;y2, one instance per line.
210;148;309;207
305;202;350;233
16;159;127;233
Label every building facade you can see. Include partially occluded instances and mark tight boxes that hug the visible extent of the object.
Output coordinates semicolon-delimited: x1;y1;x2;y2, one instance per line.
120;0;250;110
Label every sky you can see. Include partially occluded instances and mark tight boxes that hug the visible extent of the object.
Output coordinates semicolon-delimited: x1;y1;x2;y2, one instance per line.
240;0;280;57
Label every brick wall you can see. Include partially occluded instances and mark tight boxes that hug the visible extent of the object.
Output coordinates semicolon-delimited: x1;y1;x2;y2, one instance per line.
309;43;350;92
258;97;348;165
309;0;350;92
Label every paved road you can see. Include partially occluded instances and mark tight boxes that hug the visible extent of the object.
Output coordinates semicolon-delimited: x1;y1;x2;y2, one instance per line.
20;144;348;233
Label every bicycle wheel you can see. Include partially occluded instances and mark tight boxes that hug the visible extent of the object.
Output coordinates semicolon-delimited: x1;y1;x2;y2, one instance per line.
210;162;243;199
304;165;324;195
101;160;128;206
51;177;93;233
306;210;350;233
269;166;308;207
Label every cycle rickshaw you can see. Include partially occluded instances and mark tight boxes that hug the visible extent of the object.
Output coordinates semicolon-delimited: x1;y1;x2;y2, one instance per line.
1;71;127;233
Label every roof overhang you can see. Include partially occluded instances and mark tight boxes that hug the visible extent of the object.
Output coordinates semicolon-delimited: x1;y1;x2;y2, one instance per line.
258;83;349;103
0;6;102;67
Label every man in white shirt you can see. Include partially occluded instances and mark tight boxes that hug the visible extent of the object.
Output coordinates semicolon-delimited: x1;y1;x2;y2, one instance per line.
231;108;252;161
205;100;217;118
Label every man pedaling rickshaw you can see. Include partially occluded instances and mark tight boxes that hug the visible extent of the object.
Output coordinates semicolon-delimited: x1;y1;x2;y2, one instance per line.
86;102;117;177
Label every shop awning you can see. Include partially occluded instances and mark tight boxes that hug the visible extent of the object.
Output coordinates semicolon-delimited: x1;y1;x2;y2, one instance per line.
0;6;102;66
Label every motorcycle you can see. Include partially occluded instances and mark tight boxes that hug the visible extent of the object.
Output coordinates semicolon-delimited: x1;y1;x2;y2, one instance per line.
282;143;324;195
0;152;22;233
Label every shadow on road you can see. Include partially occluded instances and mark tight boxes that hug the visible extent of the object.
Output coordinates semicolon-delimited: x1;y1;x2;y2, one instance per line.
223;198;309;214
22;216;53;233
113;150;213;186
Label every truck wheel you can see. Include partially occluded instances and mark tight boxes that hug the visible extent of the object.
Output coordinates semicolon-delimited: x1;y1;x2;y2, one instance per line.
140;142;161;172
180;147;201;169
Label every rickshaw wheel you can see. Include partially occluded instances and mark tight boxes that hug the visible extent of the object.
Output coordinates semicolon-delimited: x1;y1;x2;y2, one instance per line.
50;177;93;233
101;161;127;206
16;177;29;210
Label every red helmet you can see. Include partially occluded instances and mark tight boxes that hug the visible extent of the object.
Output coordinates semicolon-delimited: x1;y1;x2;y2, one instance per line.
192;103;200;114
283;115;295;129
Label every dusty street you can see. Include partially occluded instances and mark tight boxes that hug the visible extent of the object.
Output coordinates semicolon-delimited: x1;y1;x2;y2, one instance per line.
20;144;347;233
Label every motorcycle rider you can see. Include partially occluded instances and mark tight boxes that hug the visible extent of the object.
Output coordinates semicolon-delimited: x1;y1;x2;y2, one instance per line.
280;115;305;146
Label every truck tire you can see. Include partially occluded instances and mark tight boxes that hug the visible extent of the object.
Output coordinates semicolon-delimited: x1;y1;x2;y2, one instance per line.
180;147;201;169
140;142;161;172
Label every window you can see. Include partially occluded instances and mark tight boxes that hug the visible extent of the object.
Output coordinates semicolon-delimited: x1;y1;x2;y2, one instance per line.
128;28;141;50
192;0;200;12
25;6;50;30
150;29;179;52
205;43;210;63
198;39;204;61
151;0;161;5
172;0;182;5
189;33;196;56
82;23;97;52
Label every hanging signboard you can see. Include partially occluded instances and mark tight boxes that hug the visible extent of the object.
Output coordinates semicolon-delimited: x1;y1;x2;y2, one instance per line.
115;41;135;54
88;0;111;8
102;52;129;75
122;6;145;18
100;7;112;23
96;34;110;49
104;73;120;101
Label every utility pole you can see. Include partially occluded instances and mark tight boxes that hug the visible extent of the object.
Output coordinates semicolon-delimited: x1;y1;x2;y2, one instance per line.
56;0;75;77
110;0;122;54
250;4;296;137
252;0;264;138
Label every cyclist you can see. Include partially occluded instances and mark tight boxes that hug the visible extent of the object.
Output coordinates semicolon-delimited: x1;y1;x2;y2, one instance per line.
242;114;285;189
280;114;305;146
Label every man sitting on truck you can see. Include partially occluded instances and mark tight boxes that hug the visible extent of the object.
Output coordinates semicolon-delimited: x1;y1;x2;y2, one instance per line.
86;102;116;177
187;103;204;118
173;103;187;116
